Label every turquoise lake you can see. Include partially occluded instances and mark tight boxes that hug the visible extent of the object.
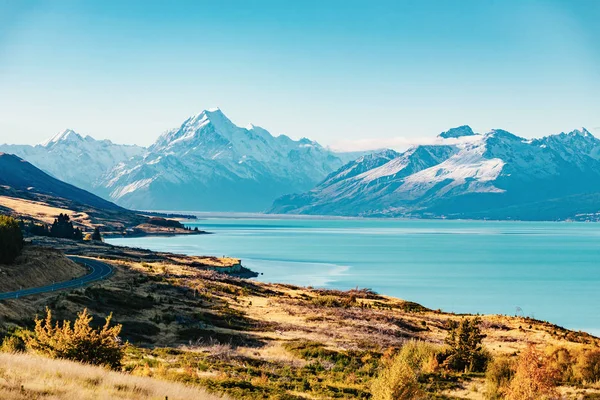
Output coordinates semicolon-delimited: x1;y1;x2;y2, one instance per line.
107;217;600;335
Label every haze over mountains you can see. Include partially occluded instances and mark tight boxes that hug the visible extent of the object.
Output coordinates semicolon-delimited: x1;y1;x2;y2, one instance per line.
270;126;600;221
2;110;600;220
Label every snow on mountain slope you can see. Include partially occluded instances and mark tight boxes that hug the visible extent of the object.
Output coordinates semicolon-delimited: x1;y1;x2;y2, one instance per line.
0;130;144;195
269;126;600;220
103;109;354;211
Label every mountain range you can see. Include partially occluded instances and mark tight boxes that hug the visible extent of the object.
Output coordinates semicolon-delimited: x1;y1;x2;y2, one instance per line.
0;109;358;212
269;126;600;221
3;114;600;220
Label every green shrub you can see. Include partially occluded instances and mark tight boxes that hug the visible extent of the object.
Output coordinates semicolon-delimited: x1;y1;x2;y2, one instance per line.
311;295;356;308
394;340;439;373
547;347;575;384
0;215;24;264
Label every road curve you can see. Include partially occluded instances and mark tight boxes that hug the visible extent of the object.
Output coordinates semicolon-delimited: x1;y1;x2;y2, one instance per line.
0;256;113;301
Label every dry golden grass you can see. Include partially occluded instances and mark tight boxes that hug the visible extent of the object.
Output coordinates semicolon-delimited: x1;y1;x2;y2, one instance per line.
0;352;224;400
0;196;91;226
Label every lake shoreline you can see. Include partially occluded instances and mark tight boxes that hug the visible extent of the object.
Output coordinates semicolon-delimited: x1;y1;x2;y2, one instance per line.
107;216;600;336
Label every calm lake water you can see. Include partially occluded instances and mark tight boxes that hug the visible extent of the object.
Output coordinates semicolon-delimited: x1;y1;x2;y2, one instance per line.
107;217;600;335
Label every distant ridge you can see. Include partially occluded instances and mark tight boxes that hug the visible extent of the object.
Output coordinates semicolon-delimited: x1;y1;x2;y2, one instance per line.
269;126;600;221
0;153;122;211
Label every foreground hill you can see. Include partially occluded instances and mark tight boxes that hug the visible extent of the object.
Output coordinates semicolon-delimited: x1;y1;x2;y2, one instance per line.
270;126;600;221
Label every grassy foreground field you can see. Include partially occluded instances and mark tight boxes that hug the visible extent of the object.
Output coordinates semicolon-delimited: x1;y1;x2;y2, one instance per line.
2;240;600;399
0;352;222;400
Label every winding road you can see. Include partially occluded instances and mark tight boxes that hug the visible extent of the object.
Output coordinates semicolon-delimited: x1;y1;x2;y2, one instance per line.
0;256;113;301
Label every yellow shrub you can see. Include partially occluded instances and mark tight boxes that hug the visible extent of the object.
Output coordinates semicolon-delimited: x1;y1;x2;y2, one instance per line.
371;340;439;400
25;308;123;369
0;336;26;353
574;349;600;384
505;344;558;400
484;356;514;399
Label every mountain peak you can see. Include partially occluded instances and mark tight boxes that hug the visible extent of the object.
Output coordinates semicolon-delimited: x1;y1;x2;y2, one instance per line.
484;129;524;142
40;129;83;147
194;107;225;119
185;108;236;131
438;125;476;139
566;127;593;138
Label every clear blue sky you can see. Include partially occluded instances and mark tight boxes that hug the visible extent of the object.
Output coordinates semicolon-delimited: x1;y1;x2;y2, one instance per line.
1;0;598;149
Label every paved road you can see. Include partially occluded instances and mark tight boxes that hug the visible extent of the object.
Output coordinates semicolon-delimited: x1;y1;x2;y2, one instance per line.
0;256;113;301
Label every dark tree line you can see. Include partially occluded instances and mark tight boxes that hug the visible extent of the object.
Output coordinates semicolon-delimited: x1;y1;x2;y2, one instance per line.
20;214;84;240
50;214;83;240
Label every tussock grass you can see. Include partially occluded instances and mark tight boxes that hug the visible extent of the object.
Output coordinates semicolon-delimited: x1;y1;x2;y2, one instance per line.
0;352;224;400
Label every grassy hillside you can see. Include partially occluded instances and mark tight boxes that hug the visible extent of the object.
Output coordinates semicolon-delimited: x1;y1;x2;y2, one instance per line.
0;246;86;292
0;152;142;232
0;154;204;236
0;352;223;400
0;153;122;211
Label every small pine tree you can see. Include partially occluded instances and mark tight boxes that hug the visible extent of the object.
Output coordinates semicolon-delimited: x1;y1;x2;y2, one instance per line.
73;227;83;240
91;226;102;241
442;317;489;372
0;215;24;264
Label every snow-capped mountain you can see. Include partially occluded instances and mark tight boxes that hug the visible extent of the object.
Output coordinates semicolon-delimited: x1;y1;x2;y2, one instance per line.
0;130;144;194
269;126;600;220
102;108;353;211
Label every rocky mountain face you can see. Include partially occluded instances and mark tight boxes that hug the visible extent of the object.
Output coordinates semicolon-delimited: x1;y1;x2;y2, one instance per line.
103;108;353;211
269;127;600;221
